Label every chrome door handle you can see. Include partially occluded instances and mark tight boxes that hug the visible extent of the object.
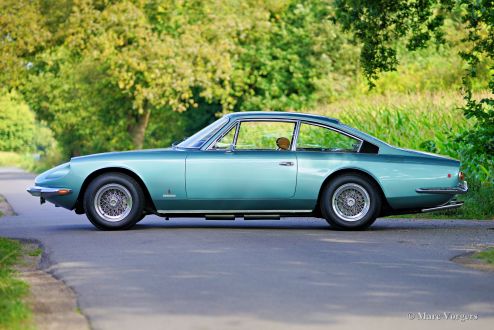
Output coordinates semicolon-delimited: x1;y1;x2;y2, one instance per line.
279;161;294;166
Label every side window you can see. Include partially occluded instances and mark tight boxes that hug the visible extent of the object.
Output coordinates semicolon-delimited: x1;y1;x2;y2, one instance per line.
236;121;296;150
211;125;237;150
296;123;361;152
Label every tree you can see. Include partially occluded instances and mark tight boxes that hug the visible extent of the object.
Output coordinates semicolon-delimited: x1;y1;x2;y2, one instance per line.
334;0;494;181
0;91;36;152
23;0;356;155
0;0;50;89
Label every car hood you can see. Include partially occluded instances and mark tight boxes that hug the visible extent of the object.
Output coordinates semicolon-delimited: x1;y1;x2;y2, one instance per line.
70;148;180;162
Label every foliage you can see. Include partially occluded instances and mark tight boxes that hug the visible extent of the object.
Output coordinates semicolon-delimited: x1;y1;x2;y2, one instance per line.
474;247;494;264
0;151;61;174
0;90;57;160
315;91;472;156
334;0;494;183
0;238;31;329
0;0;50;88
456;0;494;183
17;0;354;155
0;91;36;152
334;0;448;85
228;0;358;110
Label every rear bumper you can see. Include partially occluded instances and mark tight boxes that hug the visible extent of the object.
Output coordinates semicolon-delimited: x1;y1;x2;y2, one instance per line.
416;181;468;195
27;186;72;198
421;200;464;213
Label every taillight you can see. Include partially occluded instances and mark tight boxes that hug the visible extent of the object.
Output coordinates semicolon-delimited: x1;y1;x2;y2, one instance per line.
458;171;465;181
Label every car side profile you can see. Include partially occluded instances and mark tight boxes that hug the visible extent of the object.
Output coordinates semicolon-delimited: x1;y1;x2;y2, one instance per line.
27;111;468;230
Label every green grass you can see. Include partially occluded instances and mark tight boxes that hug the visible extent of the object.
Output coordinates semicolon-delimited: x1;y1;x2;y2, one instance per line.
0;195;5;218
474;248;494;264
0;238;32;330
27;248;42;257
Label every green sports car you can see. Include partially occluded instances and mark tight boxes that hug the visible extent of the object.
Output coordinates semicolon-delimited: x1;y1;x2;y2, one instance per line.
27;111;468;230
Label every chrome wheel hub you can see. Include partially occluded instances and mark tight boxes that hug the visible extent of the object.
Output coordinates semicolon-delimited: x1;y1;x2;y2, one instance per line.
332;183;370;222
94;183;132;222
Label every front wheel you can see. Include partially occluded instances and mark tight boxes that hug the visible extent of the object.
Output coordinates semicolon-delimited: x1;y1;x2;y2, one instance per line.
84;173;145;230
320;174;381;230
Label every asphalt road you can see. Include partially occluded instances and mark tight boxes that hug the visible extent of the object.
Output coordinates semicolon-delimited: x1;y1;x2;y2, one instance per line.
1;167;494;330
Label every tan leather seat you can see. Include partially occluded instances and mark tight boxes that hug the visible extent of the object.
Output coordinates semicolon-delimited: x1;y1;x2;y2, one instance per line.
276;137;290;150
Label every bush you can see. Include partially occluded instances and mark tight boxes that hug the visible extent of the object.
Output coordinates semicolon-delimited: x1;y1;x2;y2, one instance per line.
0;91;36;152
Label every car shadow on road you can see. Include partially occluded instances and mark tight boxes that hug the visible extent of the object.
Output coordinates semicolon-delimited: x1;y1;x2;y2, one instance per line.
50;217;494;232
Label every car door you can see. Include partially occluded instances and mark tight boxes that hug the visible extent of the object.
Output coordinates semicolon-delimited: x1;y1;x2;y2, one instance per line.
185;120;298;209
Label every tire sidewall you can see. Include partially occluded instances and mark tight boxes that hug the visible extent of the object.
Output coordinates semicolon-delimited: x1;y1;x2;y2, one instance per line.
84;173;144;230
321;174;381;230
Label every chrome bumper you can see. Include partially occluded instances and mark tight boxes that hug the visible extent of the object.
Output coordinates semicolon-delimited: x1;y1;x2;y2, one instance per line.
27;186;72;198
416;181;468;195
421;200;464;213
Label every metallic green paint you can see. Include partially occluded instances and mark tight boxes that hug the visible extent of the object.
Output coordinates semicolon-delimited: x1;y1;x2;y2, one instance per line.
30;111;464;216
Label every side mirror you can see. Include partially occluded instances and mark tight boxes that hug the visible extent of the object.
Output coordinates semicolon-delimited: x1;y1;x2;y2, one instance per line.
226;143;235;153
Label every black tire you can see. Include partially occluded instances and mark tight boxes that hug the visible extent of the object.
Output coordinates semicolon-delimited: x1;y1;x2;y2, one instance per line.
320;174;381;230
84;173;145;230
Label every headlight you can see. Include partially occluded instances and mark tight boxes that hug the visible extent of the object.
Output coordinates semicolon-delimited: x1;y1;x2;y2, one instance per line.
44;163;71;180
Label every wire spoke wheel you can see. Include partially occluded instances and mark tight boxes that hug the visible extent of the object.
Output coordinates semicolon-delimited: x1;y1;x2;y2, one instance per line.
94;183;133;222
331;183;370;222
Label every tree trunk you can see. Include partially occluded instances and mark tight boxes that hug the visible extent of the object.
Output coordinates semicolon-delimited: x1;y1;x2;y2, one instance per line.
129;108;151;149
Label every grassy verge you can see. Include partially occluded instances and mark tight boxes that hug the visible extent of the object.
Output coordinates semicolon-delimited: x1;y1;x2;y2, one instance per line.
0;151;60;174
0;238;32;329
474;248;494;264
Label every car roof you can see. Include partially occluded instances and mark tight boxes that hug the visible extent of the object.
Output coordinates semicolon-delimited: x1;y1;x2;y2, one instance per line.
224;111;340;125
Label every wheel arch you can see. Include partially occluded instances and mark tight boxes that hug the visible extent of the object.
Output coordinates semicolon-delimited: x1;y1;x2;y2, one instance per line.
315;168;391;217
75;167;156;214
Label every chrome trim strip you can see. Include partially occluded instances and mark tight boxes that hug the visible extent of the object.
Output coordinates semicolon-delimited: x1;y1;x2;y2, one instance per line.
202;116;367;153
416;181;468;195
157;209;312;214
206;121;239;151
291;120;301;151
27;186;72;197
421;201;464;213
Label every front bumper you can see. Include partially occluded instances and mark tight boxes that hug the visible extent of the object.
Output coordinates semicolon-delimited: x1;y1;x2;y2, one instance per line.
415;181;468;195
27;186;72;199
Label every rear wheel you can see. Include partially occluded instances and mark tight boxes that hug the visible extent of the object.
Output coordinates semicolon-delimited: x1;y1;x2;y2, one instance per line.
84;173;145;230
320;174;381;230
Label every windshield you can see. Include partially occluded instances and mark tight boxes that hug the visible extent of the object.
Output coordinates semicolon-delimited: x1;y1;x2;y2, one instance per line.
176;117;229;149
